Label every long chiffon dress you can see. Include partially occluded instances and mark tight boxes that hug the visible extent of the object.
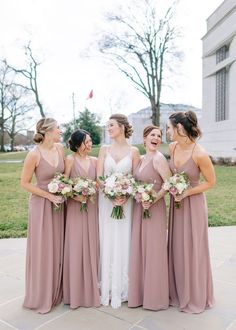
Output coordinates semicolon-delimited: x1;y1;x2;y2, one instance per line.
168;144;215;313
63;156;100;308
23;146;65;314
128;157;169;311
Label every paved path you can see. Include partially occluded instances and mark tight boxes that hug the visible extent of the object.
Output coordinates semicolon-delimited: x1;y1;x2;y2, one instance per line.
0;226;236;330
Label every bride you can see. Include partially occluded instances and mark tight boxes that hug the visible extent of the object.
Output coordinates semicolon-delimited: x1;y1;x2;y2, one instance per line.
97;113;140;308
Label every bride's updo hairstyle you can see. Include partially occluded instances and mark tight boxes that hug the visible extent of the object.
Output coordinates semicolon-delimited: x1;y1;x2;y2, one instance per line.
68;129;90;152
109;113;133;139
169;111;202;142
33;118;57;144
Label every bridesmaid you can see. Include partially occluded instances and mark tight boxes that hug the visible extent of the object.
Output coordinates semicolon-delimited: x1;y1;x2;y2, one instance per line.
21;118;65;314
63;129;100;308
128;125;170;311
167;110;215;313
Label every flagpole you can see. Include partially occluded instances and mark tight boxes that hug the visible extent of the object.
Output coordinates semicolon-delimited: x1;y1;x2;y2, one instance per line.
72;92;76;129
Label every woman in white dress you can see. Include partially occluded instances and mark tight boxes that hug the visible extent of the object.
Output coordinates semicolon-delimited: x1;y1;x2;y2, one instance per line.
97;114;140;308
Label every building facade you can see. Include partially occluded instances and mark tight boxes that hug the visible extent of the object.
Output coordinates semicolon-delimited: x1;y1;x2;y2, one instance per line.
201;0;236;159
102;104;202;145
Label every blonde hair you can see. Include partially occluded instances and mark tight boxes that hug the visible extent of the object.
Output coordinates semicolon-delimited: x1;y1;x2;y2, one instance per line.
109;113;133;139
33;118;57;144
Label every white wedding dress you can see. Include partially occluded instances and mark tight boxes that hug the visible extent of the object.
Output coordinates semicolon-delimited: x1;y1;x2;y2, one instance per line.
99;148;133;308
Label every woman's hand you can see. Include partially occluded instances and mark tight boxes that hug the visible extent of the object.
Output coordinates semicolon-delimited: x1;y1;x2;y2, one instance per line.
174;190;189;202
73;195;87;203
142;201;152;210
113;196;127;206
47;193;64;207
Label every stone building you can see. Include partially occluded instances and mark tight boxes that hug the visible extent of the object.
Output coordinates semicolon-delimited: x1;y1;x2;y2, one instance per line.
201;0;236;159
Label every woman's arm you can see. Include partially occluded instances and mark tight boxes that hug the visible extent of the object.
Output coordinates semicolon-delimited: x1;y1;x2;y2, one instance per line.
21;150;63;206
96;145;107;186
64;155;74;178
153;152;171;202
131;146;140;172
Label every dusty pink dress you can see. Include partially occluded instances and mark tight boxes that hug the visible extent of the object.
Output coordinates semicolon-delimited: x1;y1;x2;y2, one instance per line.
128;157;169;311
23;146;65;314
168;145;215;313
63;157;100;308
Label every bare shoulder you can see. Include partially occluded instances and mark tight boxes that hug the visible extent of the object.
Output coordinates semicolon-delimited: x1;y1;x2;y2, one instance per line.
66;154;74;162
98;144;109;156
194;144;209;159
55;142;65;153
25;148;39;162
131;145;140;155
153;151;168;166
90;156;98;166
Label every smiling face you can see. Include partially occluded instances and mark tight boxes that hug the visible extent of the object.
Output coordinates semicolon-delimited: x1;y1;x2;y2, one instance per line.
78;134;93;154
144;128;162;152
48;122;62;143
166;120;177;142
106;119;123;139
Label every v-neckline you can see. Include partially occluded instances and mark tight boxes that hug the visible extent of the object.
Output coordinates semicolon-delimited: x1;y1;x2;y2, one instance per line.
138;156;153;173
75;157;91;176
172;143;196;171
107;152;131;165
38;147;60;169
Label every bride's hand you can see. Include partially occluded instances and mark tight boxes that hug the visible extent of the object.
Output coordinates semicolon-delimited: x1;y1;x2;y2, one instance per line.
113;196;127;206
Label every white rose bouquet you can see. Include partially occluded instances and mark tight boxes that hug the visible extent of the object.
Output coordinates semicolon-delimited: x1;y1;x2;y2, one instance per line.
100;172;135;220
162;171;190;208
72;176;97;212
132;182;157;219
48;173;73;210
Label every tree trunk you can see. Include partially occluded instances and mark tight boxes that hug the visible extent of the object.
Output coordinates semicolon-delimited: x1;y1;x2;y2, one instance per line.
151;101;160;126
0;119;4;152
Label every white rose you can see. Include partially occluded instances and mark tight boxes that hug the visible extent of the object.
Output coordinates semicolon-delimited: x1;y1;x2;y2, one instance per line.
61;186;71;195
48;182;59;193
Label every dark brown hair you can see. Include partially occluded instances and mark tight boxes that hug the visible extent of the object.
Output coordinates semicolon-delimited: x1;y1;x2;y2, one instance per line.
169;111;202;141
33;118;57;144
68;129;90;152
109;113;133;139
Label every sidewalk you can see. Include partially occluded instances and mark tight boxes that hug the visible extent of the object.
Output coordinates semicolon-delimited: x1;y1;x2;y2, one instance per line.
0;226;236;330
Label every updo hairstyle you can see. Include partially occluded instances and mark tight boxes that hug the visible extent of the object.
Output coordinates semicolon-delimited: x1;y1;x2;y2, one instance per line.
68;129;90;152
109;113;133;139
169;111;202;141
33;118;57;144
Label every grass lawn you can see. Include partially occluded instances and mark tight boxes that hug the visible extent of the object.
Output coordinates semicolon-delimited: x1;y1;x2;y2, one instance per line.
0;147;235;238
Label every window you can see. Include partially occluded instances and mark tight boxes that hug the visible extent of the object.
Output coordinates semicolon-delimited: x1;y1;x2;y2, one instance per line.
215;68;228;121
216;45;229;64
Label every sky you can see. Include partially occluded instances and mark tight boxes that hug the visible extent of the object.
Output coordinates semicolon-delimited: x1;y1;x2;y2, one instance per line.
0;0;223;125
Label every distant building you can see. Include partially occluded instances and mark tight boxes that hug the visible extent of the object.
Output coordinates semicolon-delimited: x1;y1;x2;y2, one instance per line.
201;0;236;159
102;103;202;144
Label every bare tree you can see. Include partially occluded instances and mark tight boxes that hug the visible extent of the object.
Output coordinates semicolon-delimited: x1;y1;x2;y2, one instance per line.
6;43;45;118
0;61;14;151
5;86;35;151
97;0;181;125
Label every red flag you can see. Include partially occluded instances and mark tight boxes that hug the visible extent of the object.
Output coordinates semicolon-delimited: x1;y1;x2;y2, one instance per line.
87;89;93;99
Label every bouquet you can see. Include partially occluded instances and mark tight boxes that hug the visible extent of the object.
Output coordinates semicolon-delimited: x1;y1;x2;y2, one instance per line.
132;182;157;219
48;173;73;210
100;172;135;220
162;171;190;208
72;176;97;212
